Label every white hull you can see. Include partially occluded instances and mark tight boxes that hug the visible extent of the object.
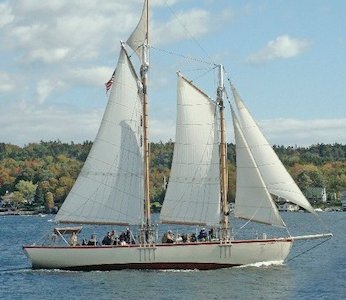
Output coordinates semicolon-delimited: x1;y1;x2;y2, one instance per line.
23;238;292;271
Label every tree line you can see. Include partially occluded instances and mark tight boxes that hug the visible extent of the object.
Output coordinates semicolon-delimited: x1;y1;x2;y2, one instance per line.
0;141;345;212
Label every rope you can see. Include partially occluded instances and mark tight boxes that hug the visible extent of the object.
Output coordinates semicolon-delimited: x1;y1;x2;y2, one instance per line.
162;0;213;62
190;66;217;83
286;236;332;263
150;46;214;66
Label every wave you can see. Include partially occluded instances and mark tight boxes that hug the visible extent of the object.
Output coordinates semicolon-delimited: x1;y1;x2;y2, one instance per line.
235;260;285;269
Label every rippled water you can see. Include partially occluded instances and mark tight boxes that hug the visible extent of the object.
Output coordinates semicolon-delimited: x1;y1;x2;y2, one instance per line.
0;212;345;299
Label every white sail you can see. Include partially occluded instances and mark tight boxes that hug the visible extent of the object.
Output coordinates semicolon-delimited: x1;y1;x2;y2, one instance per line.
231;107;284;227
231;85;315;214
55;47;144;225
160;74;221;226
127;0;148;62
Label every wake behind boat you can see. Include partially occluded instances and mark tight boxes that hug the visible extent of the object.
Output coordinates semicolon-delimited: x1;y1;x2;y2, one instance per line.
23;0;332;271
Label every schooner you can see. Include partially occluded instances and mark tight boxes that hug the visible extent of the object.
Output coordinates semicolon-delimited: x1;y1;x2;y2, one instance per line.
23;0;332;271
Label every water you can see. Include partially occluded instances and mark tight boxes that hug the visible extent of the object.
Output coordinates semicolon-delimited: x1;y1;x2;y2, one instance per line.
0;213;345;299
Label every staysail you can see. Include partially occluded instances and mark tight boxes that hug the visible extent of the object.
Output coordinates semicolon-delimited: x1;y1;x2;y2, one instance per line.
55;47;144;225
231;107;284;227
160;74;221;226
231;85;315;214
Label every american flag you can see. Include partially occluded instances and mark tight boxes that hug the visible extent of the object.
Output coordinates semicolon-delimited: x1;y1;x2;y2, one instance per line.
105;69;116;93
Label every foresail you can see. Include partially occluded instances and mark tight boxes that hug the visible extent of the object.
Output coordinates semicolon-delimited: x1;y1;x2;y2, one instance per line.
55;47;144;225
160;74;221;226
231;107;284;227
127;0;148;62
231;85;315;214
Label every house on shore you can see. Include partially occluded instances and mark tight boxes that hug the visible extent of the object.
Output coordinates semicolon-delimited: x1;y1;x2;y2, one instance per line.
0;192;15;212
305;187;327;204
0;191;14;205
276;197;299;212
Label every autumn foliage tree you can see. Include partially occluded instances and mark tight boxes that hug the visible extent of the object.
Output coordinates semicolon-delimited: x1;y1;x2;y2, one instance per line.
0;141;345;212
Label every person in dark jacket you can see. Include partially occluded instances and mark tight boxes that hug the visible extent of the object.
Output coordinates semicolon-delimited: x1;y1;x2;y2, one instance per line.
198;228;208;241
102;232;112;245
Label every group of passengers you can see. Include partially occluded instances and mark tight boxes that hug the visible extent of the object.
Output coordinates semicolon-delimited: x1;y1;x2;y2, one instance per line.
161;227;216;244
101;228;133;246
68;227;217;246
68;228;134;247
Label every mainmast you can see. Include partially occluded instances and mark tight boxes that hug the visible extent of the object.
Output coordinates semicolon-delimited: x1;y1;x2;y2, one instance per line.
217;65;229;240
141;0;151;233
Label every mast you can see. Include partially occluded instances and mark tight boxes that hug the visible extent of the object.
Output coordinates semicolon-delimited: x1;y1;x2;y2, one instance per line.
141;0;151;232
217;65;229;240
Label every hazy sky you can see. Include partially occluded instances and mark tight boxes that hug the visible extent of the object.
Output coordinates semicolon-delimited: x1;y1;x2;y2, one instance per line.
0;0;345;146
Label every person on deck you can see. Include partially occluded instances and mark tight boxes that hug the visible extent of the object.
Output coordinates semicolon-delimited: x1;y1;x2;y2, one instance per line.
198;228;208;241
125;228;131;244
102;232;112;245
162;230;174;243
208;227;216;240
87;234;97;246
181;233;188;243
69;232;78;246
110;230;117;245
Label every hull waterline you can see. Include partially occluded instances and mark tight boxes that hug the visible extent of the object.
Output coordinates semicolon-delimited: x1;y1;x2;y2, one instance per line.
23;238;292;271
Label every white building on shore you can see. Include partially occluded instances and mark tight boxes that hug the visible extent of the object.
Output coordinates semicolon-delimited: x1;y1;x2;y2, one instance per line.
276;197;300;212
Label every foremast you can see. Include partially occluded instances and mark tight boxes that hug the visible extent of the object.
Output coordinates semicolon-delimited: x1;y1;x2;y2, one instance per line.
140;0;151;239
217;65;229;240
127;0;151;239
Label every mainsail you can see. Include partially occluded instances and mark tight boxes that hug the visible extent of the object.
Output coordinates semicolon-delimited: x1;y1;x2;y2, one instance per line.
55;47;144;225
231;107;284;227
231;85;315;214
160;74;221;226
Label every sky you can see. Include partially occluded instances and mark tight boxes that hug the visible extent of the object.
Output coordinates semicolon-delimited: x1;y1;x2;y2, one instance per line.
0;0;345;147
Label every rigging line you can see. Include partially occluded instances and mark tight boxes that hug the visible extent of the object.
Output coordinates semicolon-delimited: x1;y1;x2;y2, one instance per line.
35;230;52;245
224;70;233;84
184;67;215;72
286;236;332;263
162;0;213;62
189;65;218;84
226;76;236;103
150;46;214;66
284;218;292;237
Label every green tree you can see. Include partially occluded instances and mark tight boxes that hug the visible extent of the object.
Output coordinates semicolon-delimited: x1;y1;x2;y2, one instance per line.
15;167;36;184
12;191;25;207
45;192;55;212
34;185;45;205
296;172;313;193
15;180;37;201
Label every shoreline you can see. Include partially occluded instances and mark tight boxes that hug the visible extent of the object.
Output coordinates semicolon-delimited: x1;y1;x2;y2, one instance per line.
0;210;47;216
0;207;343;216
